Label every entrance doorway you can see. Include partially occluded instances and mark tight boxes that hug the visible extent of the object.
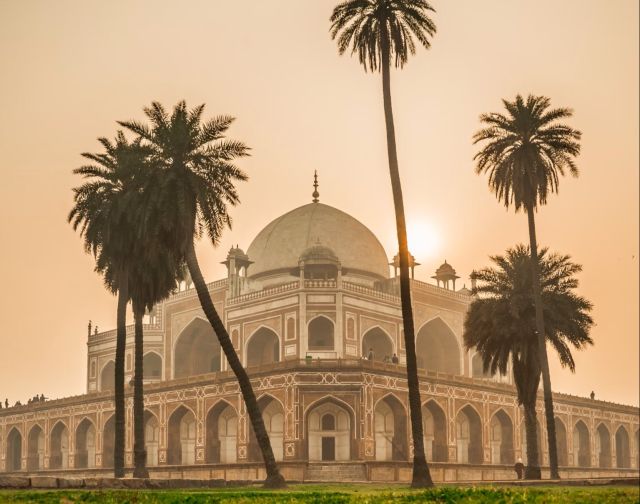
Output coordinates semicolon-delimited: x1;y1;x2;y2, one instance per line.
322;437;335;461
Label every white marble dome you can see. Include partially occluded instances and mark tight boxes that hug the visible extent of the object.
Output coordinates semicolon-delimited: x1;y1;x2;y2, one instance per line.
246;202;390;280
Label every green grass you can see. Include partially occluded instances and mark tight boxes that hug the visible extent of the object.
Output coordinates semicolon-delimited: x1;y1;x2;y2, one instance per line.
0;485;638;504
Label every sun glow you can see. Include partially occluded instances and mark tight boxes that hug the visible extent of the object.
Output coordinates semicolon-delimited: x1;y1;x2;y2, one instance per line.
406;220;442;262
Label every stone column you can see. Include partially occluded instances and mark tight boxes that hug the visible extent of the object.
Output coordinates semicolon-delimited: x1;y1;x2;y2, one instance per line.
237;397;248;461
284;382;297;460
447;396;457;463
196;392;206;463
158;397;167;465
299;276;308;359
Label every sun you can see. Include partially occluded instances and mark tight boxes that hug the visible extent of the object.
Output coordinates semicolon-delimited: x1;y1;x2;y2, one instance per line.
406;219;442;262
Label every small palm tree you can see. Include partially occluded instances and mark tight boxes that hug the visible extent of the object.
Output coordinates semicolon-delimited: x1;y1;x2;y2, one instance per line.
120;102;286;488
463;245;593;478
330;0;437;487
69;132;152;477
473;94;581;479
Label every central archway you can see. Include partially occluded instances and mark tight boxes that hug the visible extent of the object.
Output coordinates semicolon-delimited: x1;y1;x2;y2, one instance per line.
6;428;22;472
374;395;407;461
490;410;514;464
246;328;280;368
174;318;222;378
416;318;461;374
362;328;394;362
308;316;335;351
307;399;353;461
143;352;163;380
49;421;70;469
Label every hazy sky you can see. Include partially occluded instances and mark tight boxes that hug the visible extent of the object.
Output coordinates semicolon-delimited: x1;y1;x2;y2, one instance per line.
0;1;637;406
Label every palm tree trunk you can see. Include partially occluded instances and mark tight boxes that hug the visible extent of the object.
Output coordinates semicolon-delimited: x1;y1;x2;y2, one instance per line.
525;202;560;479
114;271;128;478
381;40;433;488
132;303;149;478
185;240;286;489
523;401;541;479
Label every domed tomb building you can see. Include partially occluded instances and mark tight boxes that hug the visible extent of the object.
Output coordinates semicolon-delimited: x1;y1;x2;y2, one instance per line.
1;190;638;482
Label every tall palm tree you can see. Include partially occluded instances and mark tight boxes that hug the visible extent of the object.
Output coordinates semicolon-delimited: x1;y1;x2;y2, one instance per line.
69;132;152;477
473;94;582;479
330;0;437;487
463;245;593;479
120;102;286;488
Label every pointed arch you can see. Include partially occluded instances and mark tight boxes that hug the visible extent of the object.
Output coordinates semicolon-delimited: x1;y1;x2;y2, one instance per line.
75;417;96;469
143;351;163;380
362;326;394;361
99;360;115;392
6;427;22;472
490;409;514;464
374;394;408;461
416;317;461;375
167;404;197;465
308;315;335;351
247;395;285;462
245;326;280;368
422;399;447;462
206;399;238;464
456;404;483;464
27;423;45;471
174;317;222;378
49;420;70;469
615;425;631;468
144;410;160;466
305;396;355;461
573;419;590;467
596;423;612;468
101;414;116;468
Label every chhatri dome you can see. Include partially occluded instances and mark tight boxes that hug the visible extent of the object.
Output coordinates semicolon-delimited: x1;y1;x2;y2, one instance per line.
246;173;389;281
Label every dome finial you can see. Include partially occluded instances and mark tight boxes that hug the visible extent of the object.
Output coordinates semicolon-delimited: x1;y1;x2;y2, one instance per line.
312;170;319;203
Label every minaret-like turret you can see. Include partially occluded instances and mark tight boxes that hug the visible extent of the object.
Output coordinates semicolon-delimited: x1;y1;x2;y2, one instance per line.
432;260;460;290
222;246;253;297
312;170;320;203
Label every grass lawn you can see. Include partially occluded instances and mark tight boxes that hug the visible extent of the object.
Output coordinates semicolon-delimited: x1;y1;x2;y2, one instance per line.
0;484;638;503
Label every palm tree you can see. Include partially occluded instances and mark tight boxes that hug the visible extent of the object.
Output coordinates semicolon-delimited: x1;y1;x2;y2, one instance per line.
120;102;286;488
463;245;593;479
330;0;437;487
69;132;152;477
473;94;581;479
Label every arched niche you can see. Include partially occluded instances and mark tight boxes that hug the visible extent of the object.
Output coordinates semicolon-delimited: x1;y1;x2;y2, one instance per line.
308;316;335;351
49;421;70;469
456;405;483;464
143;352;163;380
554;417;568;466
596;423;612;468
422;400;447;462
100;361;115;392
362;327;394;362
174;318;222;378
102;415;115;468
615;426;631;468
144;411;160;466
27;425;44;471
6;428;22;472
246;328;280;368
307;399;353;461
573;420;590;467
416;318;461;375
490;410;514;464
75;418;96;469
206;401;238;464
374;395;407;461
247;396;284;462
167;406;196;465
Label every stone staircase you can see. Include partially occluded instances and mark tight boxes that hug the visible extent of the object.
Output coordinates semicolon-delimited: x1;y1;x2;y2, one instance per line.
305;462;367;482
